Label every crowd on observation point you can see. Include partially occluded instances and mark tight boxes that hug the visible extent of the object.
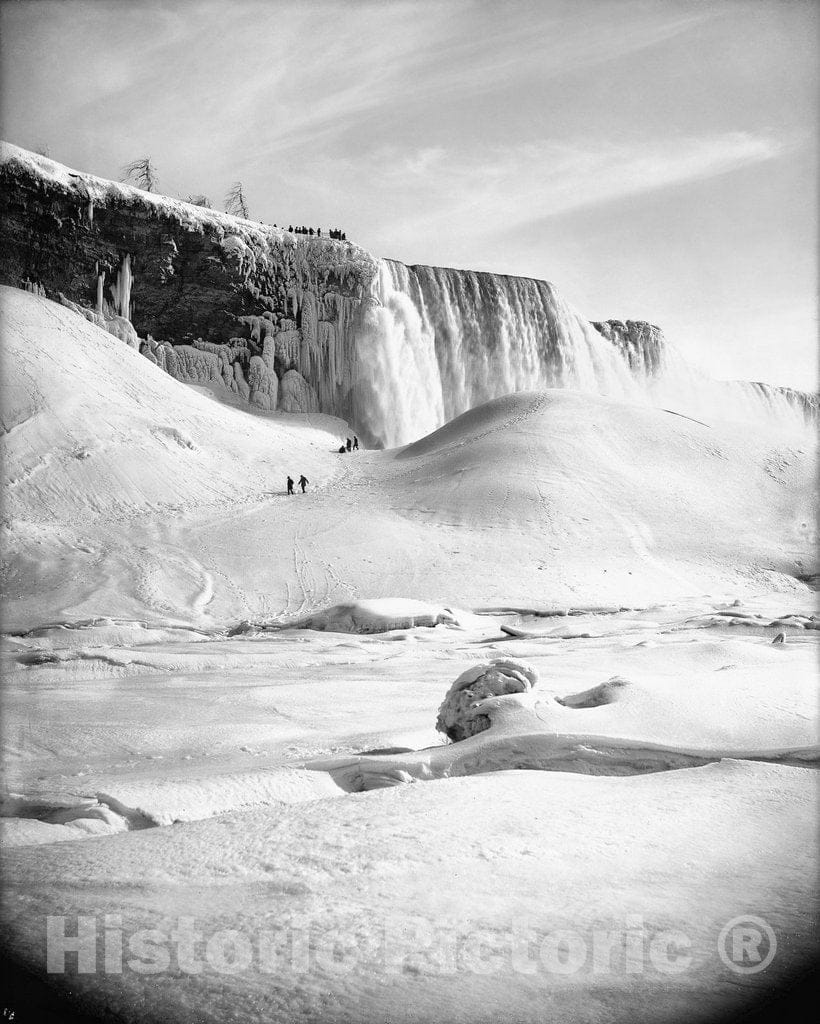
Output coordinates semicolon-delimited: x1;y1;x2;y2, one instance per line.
275;225;346;240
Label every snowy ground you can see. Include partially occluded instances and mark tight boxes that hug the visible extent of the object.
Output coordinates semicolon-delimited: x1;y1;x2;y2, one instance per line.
1;287;818;1022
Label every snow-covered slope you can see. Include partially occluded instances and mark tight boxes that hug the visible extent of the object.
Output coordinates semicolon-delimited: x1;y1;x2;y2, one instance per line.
2;761;816;1024
2;286;815;630
0;286;348;626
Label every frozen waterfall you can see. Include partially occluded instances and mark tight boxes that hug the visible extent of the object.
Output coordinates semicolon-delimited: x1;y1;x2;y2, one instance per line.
109;254;133;321
353;260;646;447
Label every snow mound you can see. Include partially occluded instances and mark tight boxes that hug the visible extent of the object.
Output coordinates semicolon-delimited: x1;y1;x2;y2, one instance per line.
94;768;341;827
291;599;459;634
0;796;132;847
436;657;539;740
556;675;632;708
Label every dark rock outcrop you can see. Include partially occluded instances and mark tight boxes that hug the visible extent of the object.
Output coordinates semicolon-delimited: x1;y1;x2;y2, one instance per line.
591;318;818;424
591;319;666;376
0;142;376;419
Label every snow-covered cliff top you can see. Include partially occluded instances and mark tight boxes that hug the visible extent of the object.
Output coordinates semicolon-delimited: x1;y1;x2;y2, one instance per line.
0;141;372;269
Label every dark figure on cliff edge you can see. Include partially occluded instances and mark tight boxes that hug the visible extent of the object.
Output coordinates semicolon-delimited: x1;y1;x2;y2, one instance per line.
345;437;352;452
286;476;294;495
298;475;309;493
352;436;359;450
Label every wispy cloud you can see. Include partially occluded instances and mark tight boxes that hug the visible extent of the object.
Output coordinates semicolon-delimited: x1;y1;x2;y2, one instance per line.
301;130;794;251
403;2;716;104
228;0;719;156
6;0;718;169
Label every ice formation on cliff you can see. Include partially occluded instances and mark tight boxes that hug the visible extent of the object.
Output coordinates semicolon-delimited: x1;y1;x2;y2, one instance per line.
591;319;666;376
109;254;133;320
247;353;278;410
278;369;318;414
57;294;139;350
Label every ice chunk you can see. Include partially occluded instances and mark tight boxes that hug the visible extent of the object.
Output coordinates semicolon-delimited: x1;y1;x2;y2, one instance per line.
436;657;539;741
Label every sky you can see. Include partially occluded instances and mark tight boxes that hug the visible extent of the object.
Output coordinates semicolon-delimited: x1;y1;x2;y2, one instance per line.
1;0;817;389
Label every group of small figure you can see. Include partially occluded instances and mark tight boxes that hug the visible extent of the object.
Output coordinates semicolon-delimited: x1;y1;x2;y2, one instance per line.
286;436;359;493
286;226;346;240
286;475;309;495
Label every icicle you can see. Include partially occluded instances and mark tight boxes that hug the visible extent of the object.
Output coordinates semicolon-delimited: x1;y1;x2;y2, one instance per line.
109;254;133;320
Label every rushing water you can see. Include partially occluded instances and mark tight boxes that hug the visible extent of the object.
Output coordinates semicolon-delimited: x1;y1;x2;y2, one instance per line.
353;260;647;447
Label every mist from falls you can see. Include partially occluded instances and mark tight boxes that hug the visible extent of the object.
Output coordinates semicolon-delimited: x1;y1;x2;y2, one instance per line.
354;259;642;448
648;350;819;431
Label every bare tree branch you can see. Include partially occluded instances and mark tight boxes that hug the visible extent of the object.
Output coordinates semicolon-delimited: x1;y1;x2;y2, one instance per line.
122;157;159;192
225;181;249;219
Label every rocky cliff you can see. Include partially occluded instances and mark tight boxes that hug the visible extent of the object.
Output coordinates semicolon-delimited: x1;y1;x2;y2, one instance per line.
0;143;377;419
591;319;666;376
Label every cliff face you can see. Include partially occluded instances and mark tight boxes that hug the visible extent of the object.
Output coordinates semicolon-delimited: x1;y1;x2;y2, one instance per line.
591;319;666;376
0;143;377;418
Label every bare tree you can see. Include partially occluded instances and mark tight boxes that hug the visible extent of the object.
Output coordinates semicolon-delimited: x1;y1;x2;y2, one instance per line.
186;194;212;208
122;157;159;192
225;181;249;219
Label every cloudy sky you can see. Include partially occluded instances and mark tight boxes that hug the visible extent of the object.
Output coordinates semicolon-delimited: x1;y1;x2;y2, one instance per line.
1;0;816;388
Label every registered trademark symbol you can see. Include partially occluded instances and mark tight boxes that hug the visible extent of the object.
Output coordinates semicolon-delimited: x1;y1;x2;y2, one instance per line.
717;916;777;974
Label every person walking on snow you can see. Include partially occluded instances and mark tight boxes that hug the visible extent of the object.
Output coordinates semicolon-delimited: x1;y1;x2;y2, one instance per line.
298;474;309;493
352;435;359;450
286;476;294;495
345;437;352;452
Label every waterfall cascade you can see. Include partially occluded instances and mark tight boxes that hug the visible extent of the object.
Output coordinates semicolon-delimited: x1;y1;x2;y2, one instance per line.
351;259;816;447
353;260;655;448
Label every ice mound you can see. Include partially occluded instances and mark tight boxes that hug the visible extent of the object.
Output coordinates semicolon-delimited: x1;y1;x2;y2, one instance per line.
292;599;458;635
228;599;461;636
436;657;539;741
0;796;133;847
556;675;631;708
